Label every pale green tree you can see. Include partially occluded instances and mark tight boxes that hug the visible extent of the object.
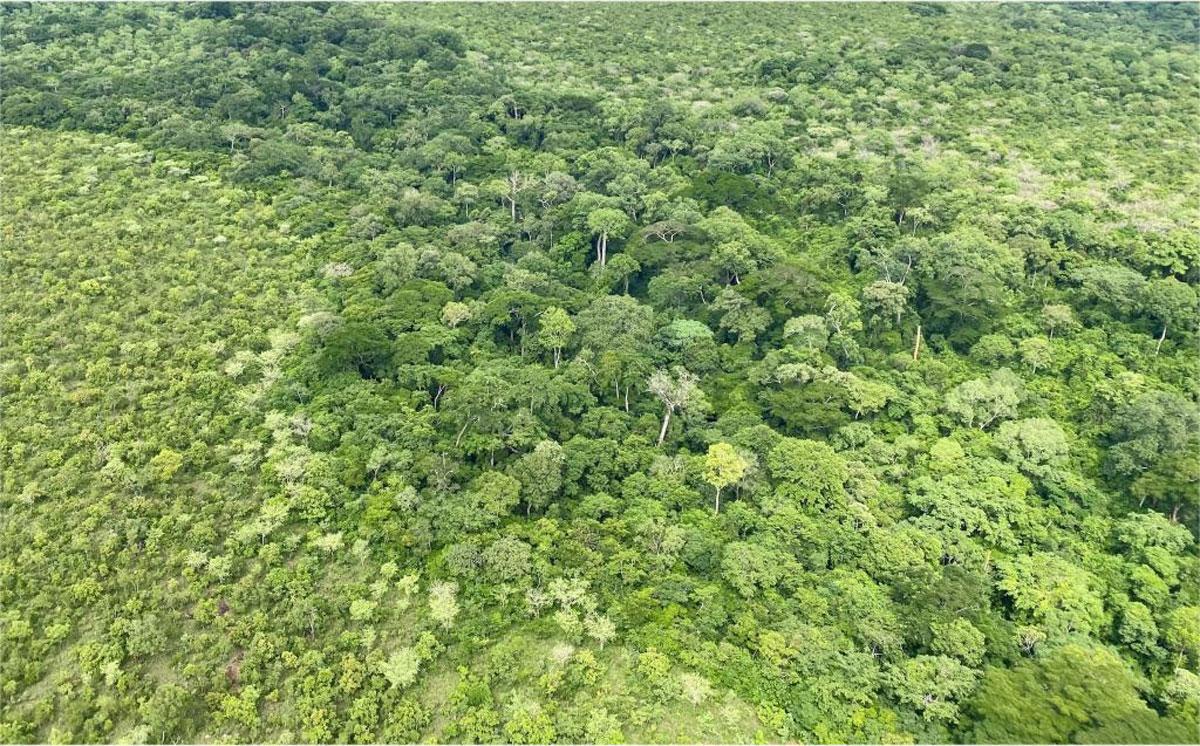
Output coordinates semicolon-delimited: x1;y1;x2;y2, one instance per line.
379;647;421;689
429;581;460;629
648;367;706;446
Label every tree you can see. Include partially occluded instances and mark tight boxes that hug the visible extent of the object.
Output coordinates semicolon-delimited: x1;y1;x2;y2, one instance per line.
576;293;653;343
708;120;787;175
1018;336;1053;375
465;471;522;527
429;581;460;629
538;171;578;212
1041;303;1077;339
825;292;864;362
679;672;714;705
712;239;756;285
1118;602;1160;658
643;219;689;243
648;367;706;446
442;362;520;455
1072;262;1146;317
721;541;786;598
217;685;260;731
455;183;480;217
766;437;848;507
586;208;631;268
503;701;556;744
702;442;749;514
657;319;719;372
584;614;617;649
862;280;910;330
713;287;770;343
998;553;1104;638
442;301;473;328
930;618;987;666
379;647;421;689
783;314;829;351
918;227;1023;333
139;683;189;743
1110;392;1200;479
537;307;575;368
969;644;1183;743
945;368;1024;430
577;295;656;408
1163;606;1200;669
315;319;392;379
487;169;531;221
481;537;532;581
605;253;640;295
1138;276;1196;354
147;447;183;483
1109;392;1200;521
697;206;774;283
511;440;565;515
349;598;377;622
887;655;978;723
994;418;1069;479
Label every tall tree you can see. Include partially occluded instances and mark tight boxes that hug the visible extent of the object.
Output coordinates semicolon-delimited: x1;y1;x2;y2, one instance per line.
702;442;749;514
648;367;706;446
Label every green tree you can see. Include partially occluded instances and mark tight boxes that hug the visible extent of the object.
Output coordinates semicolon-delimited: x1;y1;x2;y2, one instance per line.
586;207;631;268
766;437;849;507
998;553;1104;638
945;368;1024;430
1138;276;1196;354
918;227;1023;335
511;440;565;515
931;618;987;666
969;644;1181;743
887;655;978;723
702;442;749;514
994;417;1070;479
1040;303;1077;339
648;367;706;446
605;253;641;295
862;280;910;330
537;307;575;368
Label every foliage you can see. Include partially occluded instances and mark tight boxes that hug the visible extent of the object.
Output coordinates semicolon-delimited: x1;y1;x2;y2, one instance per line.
1;2;1197;743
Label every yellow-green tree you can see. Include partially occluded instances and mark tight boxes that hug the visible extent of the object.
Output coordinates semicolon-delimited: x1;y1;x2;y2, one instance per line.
702;442;748;514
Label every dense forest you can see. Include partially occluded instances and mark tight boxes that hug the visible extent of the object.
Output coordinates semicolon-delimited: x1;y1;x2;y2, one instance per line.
1;2;1198;743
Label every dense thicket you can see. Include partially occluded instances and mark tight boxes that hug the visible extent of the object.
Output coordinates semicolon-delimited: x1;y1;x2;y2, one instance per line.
1;3;1198;743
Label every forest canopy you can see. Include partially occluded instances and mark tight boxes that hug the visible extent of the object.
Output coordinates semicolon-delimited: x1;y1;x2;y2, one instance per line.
1;2;1198;743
